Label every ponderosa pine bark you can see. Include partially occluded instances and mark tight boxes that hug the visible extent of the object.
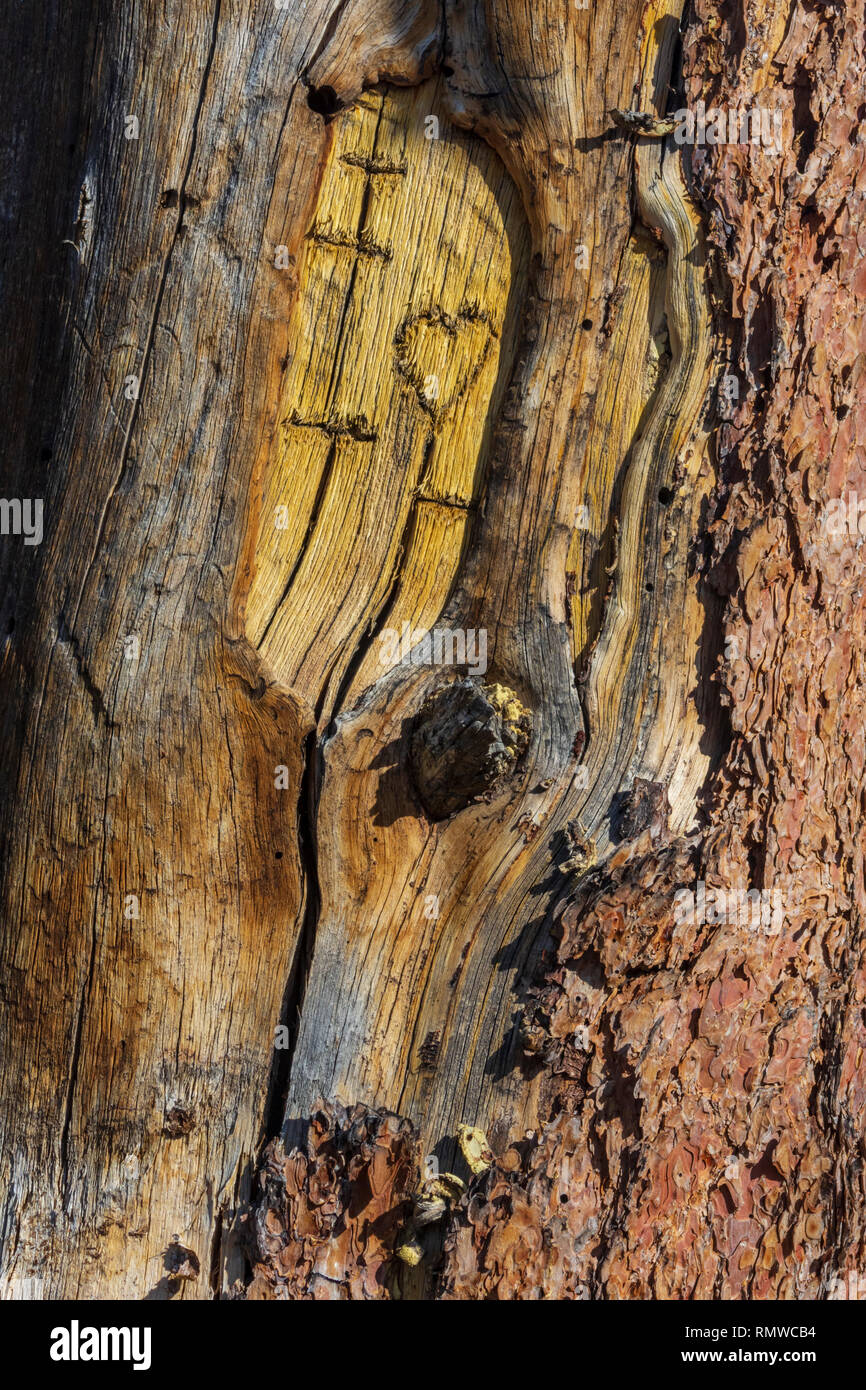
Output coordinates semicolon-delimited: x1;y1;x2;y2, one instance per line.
1;0;864;1300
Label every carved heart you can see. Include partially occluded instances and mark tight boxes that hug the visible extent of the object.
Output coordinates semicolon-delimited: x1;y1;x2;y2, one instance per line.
394;308;495;425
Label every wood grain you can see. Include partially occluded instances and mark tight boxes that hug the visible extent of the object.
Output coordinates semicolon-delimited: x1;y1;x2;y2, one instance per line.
282;0;715;1183
3;0;862;1303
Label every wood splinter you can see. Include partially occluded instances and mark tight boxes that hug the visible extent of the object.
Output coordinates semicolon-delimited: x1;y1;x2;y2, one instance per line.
610;108;678;137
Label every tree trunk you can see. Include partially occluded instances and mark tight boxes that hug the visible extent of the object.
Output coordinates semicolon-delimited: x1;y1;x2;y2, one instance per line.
1;0;863;1301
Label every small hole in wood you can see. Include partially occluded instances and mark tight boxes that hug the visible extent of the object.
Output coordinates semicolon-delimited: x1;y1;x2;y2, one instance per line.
307;84;343;118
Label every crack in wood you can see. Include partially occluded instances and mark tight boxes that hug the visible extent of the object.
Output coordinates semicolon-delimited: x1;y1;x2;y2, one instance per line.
57;613;116;729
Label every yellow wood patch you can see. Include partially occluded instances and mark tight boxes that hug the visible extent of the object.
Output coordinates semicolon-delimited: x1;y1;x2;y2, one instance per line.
246;81;530;716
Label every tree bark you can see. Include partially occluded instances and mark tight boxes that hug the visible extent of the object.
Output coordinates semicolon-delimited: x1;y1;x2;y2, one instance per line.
1;0;864;1300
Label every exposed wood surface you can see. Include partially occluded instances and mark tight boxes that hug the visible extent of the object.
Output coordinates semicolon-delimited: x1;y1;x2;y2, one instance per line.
246;80;530;716
0;0;440;1300
1;0;864;1302
281;0;715;1195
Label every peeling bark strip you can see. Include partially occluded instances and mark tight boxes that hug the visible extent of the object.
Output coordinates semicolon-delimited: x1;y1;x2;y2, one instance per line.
0;0;864;1304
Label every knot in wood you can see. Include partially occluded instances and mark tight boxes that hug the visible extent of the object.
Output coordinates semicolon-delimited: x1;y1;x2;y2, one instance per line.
162;1103;196;1139
409;679;532;820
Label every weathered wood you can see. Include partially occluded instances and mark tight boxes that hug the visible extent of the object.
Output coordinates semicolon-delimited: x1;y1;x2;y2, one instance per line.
1;0;864;1302
279;0;714;1221
0;0;440;1300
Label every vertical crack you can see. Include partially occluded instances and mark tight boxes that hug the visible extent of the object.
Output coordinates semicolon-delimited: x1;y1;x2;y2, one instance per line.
261;728;321;1144
256;96;397;1155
